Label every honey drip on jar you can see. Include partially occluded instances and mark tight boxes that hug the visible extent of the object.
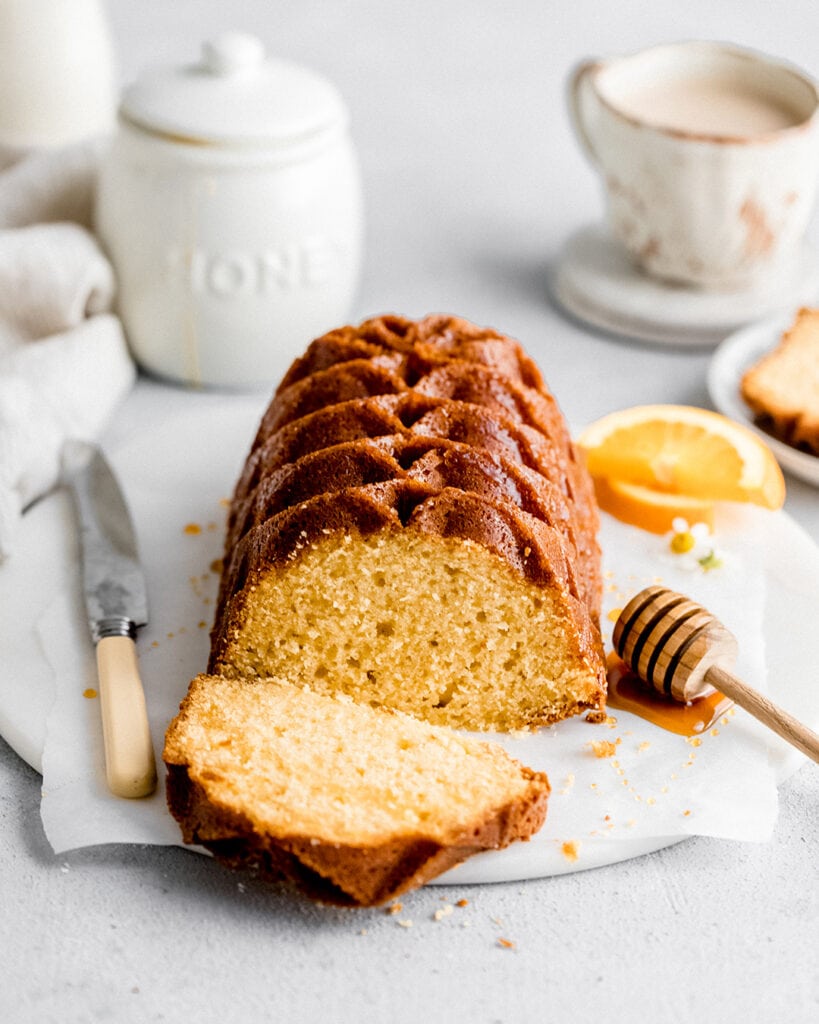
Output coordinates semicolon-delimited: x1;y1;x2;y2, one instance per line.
605;652;733;737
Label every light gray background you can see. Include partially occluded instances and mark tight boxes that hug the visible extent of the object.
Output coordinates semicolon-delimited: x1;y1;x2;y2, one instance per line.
2;2;818;1022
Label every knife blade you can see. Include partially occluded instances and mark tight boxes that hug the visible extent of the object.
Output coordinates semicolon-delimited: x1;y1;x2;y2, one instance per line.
62;440;157;798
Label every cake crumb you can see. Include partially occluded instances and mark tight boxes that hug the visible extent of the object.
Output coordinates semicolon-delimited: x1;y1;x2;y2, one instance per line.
588;739;619;758
386;902;403;915
637;741;651;753
83;688;97;699
559;773;576;794
585;708;608;724
397;919;413;928
183;523;202;535
687;736;703;747
456;898;469;908
497;938;516;950
359;928;368;936
433;904;454;921
561;840;580;863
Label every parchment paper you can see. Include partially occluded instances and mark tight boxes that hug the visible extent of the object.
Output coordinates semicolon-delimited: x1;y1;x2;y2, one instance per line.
29;404;819;874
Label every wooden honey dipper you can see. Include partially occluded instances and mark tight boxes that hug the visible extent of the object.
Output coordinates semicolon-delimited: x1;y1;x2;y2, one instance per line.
612;585;819;764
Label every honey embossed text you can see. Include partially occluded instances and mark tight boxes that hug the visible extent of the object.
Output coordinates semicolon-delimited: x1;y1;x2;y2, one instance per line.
166;235;336;297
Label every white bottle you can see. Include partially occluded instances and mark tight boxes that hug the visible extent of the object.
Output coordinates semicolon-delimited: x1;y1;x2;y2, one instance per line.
0;0;116;156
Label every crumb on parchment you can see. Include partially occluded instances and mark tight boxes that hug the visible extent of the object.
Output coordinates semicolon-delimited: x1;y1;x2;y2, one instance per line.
588;739;620;758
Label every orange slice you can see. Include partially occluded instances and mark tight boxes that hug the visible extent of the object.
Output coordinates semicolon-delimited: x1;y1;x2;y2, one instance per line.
578;405;785;509
591;477;715;535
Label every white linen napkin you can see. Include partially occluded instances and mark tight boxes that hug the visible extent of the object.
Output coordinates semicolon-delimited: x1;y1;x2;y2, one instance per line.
0;141;135;560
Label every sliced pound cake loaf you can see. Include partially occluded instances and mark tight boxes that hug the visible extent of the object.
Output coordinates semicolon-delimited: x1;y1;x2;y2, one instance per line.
165;314;606;901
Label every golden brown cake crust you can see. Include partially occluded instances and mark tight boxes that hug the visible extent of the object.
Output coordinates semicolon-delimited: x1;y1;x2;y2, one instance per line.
258;357;569;453
226;435;582;571
232;392;599;599
275;313;547;394
165;759;549;907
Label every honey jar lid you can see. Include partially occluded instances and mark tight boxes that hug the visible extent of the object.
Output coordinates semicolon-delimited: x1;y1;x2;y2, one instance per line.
120;32;348;145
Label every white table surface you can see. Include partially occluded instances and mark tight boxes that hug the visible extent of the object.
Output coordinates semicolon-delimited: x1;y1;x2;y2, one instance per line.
2;2;818;1022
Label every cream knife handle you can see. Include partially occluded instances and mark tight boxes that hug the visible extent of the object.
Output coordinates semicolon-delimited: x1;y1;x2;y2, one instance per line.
96;635;157;798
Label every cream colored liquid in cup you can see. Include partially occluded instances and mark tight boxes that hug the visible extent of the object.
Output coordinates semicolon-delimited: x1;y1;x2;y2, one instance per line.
614;74;804;136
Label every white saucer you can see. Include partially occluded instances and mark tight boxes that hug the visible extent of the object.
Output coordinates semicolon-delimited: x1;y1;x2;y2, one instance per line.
708;315;819;488
551;224;819;347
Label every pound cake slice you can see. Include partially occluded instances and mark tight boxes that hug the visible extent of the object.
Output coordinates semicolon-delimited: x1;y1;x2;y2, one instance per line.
164;675;550;907
740;306;819;455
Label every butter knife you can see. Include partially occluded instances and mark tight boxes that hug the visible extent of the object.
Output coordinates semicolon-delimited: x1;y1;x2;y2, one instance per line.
61;440;157;798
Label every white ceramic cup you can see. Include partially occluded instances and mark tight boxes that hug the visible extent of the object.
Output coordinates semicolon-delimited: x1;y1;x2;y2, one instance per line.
569;42;819;290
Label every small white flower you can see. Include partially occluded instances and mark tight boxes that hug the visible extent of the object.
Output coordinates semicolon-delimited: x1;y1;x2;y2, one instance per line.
663;519;724;573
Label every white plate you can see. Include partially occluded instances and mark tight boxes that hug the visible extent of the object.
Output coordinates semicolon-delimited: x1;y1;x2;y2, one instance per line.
552;224;819;348
2;400;819;883
708;316;819;487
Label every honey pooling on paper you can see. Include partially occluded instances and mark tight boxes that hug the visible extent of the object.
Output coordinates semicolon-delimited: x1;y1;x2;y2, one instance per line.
606;652;733;737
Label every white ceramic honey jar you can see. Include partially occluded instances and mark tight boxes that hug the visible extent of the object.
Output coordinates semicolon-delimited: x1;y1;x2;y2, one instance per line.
96;32;363;388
